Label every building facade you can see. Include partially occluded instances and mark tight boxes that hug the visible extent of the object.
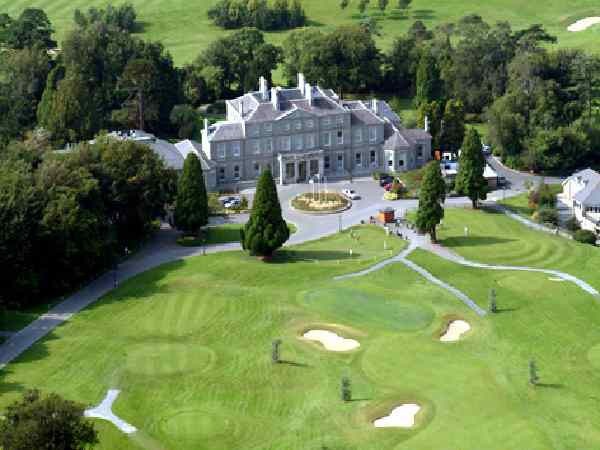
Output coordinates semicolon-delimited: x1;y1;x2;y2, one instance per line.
561;168;600;234
201;74;432;188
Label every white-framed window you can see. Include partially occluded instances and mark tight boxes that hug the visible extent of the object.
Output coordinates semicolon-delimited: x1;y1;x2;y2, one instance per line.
294;135;303;150
251;140;260;155
355;152;362;167
323;117;331;127
233;165;240;180
370;149;377;166
417;145;423;158
388;159;393;167
264;123;273;133
294;120;302;131
323;132;331;147
324;155;330;169
398;160;404;167
254;162;260;176
306;119;314;128
369;127;377;142
217;143;226;159
337;130;343;145
265;138;273;153
219;167;225;181
306;134;315;149
355;128;363;143
336;153;344;170
281;136;291;151
232;142;241;158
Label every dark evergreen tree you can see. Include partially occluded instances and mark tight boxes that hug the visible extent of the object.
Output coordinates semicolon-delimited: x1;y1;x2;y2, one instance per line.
416;161;446;242
415;47;442;107
272;339;282;363
174;153;208;235
243;169;289;258
456;128;487;209
489;288;497;313
417;100;442;149
440;99;465;153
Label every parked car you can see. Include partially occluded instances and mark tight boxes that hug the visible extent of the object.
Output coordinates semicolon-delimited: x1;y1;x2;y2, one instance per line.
379;175;394;187
482;144;492;155
224;198;241;208
220;196;237;206
342;189;360;200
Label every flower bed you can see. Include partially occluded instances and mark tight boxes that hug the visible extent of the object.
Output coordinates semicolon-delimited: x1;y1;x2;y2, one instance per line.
291;192;350;213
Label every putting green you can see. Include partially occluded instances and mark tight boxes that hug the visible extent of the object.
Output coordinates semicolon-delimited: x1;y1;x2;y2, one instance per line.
159;407;232;442
126;343;215;376
302;287;434;332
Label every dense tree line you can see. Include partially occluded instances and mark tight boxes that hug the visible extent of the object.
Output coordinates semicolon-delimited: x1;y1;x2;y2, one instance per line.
208;0;306;31
0;136;176;310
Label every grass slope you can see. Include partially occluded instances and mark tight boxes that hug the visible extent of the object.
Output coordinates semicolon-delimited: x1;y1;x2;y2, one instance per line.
3;0;600;65
3;216;600;448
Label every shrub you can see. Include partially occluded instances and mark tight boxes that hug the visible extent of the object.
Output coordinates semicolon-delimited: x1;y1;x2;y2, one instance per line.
533;207;558;226
565;216;581;232
574;229;597;245
341;377;351;402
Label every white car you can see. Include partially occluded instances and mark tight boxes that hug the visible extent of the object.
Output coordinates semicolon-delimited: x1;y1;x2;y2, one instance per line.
342;189;360;200
224;198;241;209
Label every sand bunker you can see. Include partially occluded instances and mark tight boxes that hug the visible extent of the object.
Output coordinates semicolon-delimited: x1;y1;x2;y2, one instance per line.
440;320;471;342
568;17;600;32
84;389;137;434
373;404;421;428
303;329;360;351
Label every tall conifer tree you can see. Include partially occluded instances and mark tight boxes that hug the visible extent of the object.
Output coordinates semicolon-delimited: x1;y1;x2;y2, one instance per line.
174;153;208;235
242;169;289;258
416;161;446;242
456;128;487;209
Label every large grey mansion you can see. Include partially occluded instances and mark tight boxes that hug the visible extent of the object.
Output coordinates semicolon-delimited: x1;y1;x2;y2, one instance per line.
200;74;432;188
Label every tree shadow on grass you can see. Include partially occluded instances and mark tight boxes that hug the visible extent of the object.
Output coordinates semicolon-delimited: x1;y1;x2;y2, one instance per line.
536;383;564;389
411;9;435;19
495;307;519;314
270;250;360;264
441;236;516;247
279;360;310;368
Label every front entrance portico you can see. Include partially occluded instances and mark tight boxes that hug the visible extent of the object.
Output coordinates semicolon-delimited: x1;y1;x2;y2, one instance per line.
278;150;325;185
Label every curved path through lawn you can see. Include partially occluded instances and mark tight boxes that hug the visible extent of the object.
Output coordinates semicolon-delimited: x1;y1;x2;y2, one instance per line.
335;224;599;317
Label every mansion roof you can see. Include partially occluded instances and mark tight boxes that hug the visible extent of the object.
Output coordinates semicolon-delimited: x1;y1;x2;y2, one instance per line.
205;73;430;150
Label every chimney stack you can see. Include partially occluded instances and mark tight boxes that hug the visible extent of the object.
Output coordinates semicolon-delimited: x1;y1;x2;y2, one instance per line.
259;76;268;100
298;73;306;95
424;116;429;133
271;87;279;110
305;83;312;105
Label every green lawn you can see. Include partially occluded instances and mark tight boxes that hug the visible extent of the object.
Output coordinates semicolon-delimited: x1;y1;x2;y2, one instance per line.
3;217;600;449
437;207;600;290
499;184;562;218
3;0;600;65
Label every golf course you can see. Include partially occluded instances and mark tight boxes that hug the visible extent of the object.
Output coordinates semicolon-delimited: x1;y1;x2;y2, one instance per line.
2;208;600;449
3;0;600;64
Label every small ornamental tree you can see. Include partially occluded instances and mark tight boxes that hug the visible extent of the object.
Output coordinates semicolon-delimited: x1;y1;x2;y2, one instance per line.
489;288;497;313
341;376;352;402
416;161;446;242
174;153;208;235
243;169;289;258
529;358;539;385
272;339;282;363
340;0;349;9
456;128;487;209
0;389;98;450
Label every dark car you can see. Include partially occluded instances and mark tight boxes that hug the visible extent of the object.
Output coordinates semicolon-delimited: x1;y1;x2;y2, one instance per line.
379;175;394;187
